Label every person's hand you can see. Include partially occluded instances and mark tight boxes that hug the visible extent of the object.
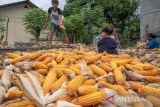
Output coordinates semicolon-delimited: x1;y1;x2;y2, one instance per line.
59;24;65;30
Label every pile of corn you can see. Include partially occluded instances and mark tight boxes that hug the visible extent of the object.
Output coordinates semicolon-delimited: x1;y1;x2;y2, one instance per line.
0;49;160;107
120;48;160;67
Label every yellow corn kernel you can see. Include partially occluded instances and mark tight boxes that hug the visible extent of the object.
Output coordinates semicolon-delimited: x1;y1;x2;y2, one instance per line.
78;85;97;95
70;66;82;75
138;85;160;95
84;79;96;85
146;95;160;107
58;94;74;101
42;57;52;65
6;53;20;59
99;63;113;72
143;63;156;70
72;91;105;106
36;76;45;85
5;90;23;100
83;55;100;64
56;53;64;63
54;68;64;78
51;59;57;65
62;68;74;74
36;53;48;61
132;102;144;107
114;67;125;85
130;82;142;91
89;64;107;76
33;62;48;69
28;51;43;60
110;61;118;69
5;100;35;107
100;82;130;96
67;75;85;93
42;69;57;94
36;69;48;75
6;55;28;65
51;75;67;91
144;76;160;82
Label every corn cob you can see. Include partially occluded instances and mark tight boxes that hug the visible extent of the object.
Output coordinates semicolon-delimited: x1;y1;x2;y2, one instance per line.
125;64;158;76
97;78;106;83
69;58;77;64
51;59;57;65
71;64;80;70
83;55;100;64
144;76;160;82
100;82;130;96
6;55;28;64
33;62;48;69
5;100;35;107
54;68;64;78
99;63;113;72
110;61;118;69
130;82;142;91
56;53;64;63
146;95;160;107
72;91;105;106
6;53;20;59
42;57;52;65
52;64;67;68
50;75;67;91
89;64;107;76
62;68;75;74
132;102;144;107
143;63;156;70
60;59;69;65
78;85;97;95
114;67;125;85
36;76;45;85
28;51;43;60
115;59;133;66
84;79;96;85
42;69;57;94
57;94;74;101
70;66;82;75
36;69;48;75
36;53;48;61
131;59;143;65
66;75;85;93
5;90;23;100
132;64;144;70
138;85;160;95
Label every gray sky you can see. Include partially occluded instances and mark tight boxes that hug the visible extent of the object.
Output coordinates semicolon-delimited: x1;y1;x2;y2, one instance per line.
0;0;66;10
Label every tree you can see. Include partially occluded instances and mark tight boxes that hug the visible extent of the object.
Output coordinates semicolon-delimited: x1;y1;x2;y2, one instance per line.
23;8;47;42
64;0;140;47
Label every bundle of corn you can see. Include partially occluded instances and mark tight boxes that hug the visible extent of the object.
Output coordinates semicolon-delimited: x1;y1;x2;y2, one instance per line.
0;49;160;107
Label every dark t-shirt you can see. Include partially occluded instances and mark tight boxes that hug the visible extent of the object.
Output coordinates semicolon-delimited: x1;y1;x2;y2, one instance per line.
98;37;118;54
48;7;62;25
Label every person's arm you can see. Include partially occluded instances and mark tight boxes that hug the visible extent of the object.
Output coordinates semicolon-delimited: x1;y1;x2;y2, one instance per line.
44;7;52;28
58;8;63;25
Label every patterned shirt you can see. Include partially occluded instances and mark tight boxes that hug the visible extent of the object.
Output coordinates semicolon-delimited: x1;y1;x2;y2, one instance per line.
48;7;62;25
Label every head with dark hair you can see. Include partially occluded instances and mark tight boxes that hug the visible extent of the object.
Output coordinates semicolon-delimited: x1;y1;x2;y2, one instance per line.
52;0;59;8
101;26;113;37
146;33;157;40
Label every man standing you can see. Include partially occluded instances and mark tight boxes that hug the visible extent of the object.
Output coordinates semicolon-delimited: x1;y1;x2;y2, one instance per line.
45;0;70;47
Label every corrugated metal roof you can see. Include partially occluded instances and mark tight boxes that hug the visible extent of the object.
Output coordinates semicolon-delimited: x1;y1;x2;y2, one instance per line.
0;0;37;8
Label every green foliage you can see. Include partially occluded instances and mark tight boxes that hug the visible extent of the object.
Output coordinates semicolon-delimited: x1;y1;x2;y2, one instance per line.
64;0;140;46
23;8;47;42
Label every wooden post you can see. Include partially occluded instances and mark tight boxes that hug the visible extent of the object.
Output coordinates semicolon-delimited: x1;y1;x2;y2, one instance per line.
6;18;9;42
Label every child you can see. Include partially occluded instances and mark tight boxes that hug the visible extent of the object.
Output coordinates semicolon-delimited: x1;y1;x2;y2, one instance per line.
97;26;118;54
44;0;70;47
146;33;160;49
